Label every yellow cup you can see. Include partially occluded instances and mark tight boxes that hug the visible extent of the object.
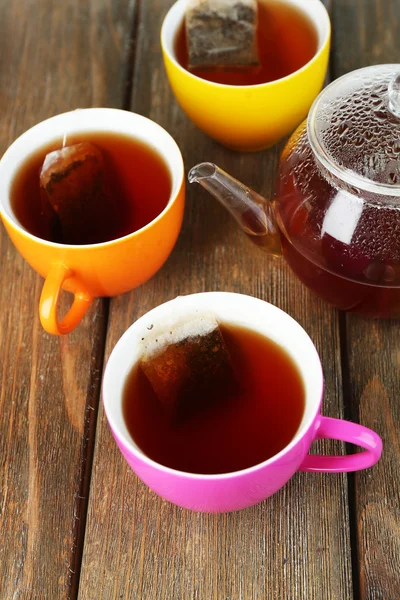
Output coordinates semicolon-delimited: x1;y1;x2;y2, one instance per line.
161;0;331;151
0;109;185;335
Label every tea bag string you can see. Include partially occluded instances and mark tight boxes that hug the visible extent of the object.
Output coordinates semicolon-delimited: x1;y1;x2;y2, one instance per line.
61;108;83;148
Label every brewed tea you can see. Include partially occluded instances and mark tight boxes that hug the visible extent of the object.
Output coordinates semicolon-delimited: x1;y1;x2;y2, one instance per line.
123;323;305;475
11;132;172;245
176;0;318;86
276;126;400;317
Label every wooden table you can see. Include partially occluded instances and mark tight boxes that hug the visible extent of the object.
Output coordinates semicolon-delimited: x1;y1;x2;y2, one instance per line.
1;1;399;598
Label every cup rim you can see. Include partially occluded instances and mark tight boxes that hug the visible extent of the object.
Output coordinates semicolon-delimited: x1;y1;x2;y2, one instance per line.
0;108;185;250
102;292;324;481
161;0;331;91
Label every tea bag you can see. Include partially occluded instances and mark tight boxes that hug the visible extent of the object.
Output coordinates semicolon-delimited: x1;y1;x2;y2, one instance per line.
139;311;237;422
186;0;260;69
40;142;117;245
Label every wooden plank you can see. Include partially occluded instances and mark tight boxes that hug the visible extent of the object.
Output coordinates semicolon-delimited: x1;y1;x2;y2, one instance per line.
343;320;400;600
0;0;136;598
79;1;353;598
332;1;400;598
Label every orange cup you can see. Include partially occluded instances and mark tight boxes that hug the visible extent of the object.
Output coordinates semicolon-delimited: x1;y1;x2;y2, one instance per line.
0;109;185;335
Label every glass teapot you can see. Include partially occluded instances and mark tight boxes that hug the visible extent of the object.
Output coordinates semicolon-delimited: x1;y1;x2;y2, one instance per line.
189;65;400;318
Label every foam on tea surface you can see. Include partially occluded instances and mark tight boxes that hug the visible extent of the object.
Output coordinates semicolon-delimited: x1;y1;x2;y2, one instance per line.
139;311;237;422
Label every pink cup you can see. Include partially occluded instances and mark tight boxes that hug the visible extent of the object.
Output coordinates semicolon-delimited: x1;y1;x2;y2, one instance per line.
103;292;382;513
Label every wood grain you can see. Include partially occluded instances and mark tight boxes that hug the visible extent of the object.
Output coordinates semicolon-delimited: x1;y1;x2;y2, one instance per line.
0;0;136;598
78;1;353;598
332;2;400;598
345;320;400;600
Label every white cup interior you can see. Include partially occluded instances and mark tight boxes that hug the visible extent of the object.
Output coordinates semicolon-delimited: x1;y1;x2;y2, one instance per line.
162;0;331;83
0;108;184;235
103;292;324;479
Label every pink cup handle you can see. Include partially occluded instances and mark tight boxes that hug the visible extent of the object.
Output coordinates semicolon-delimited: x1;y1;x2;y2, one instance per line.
299;416;382;473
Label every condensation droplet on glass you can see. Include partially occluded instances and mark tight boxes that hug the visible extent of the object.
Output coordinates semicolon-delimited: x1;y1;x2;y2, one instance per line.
374;109;388;121
337;123;349;137
387;172;399;184
385;145;396;157
354;136;365;147
349;185;360;196
388;72;400;119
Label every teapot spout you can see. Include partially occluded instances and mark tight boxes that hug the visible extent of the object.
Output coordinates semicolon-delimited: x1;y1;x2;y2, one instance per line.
188;163;282;256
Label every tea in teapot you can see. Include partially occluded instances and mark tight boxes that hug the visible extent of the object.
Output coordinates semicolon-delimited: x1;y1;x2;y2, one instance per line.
190;65;400;318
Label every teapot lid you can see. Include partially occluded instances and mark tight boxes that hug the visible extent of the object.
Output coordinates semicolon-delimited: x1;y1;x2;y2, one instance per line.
308;64;400;195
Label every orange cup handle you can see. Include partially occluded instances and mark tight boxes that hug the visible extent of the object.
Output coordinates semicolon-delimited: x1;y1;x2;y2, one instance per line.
39;263;93;335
